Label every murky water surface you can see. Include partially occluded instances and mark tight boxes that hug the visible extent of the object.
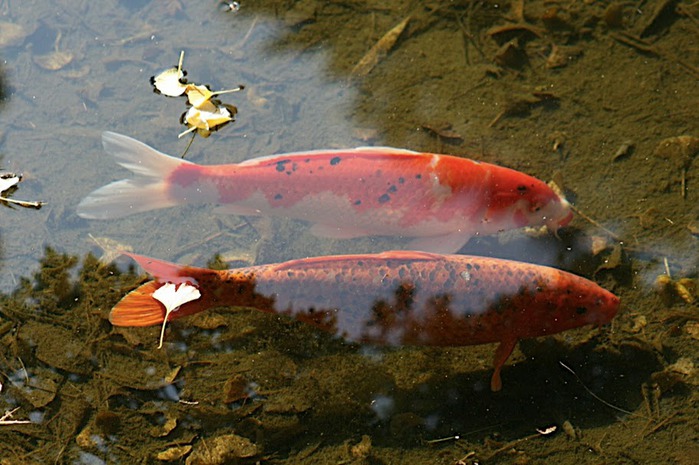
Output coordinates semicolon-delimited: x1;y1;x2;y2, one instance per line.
1;1;698;464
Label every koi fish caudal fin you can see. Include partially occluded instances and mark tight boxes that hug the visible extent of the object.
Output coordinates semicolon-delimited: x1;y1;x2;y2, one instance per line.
110;281;166;326
76;132;190;219
109;253;206;327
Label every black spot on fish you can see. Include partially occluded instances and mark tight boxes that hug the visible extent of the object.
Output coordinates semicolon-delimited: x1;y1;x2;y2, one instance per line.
330;156;341;166
398;177;405;184
576;307;588;315
276;160;291;172
378;193;391;204
388;185;397;193
354;200;362;206
415;174;422;179
517;185;528;193
274;193;283;200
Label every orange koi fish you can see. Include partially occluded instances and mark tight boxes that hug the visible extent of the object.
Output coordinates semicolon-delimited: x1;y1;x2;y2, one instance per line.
111;251;619;391
77;133;572;253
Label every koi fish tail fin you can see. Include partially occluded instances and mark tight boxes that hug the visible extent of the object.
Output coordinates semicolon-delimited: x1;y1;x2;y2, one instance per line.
110;253;209;327
77;132;194;219
110;281;166;326
110;280;211;327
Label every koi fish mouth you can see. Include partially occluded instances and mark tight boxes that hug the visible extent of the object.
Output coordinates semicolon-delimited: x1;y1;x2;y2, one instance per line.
557;210;574;228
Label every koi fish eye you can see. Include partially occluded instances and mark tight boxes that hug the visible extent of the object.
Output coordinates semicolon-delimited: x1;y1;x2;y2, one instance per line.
529;202;544;214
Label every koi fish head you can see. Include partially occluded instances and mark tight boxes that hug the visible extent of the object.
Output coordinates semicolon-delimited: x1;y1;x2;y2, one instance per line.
515;274;620;340
514;190;573;232
488;173;573;233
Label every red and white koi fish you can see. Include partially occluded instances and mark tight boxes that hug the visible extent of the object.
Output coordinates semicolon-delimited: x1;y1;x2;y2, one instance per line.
111;251;619;391
77;133;572;253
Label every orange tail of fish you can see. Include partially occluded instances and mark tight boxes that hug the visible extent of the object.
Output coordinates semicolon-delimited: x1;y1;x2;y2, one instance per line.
110;281;165;326
110;280;215;326
109;253;211;327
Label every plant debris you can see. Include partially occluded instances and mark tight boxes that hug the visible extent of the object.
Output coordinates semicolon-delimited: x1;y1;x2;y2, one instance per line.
150;51;244;155
0;172;44;209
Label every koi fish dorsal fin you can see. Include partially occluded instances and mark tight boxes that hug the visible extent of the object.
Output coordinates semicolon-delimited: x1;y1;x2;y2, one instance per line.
124;252;201;284
271;250;442;271
76;132;191;219
110;281;165;326
374;250;444;260
236;146;419;166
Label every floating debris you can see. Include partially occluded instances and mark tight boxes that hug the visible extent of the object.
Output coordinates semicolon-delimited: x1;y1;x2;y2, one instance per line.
151;50;188;97
184;83;243;109
0;172;44;209
150;50;244;155
152;282;201;348
179;100;238;138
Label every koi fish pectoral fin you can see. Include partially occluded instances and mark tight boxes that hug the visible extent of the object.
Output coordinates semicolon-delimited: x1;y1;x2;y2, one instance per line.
406;232;472;254
491;337;518;392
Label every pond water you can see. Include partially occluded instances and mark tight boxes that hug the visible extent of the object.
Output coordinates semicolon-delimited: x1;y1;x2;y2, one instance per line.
0;0;698;464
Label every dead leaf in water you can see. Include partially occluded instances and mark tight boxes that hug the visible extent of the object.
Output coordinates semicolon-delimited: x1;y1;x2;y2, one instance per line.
34;50;73;70
157;445;192;462
420;122;464;144
0;21;30;48
654;135;699;167
351;16;410;78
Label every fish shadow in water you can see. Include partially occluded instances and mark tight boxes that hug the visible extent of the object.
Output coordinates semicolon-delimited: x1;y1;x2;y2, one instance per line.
375;335;661;443
460;226;632;285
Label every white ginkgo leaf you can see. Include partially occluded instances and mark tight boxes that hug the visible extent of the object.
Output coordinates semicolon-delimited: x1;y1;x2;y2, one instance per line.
153;282;201;312
0;174;21;193
152;282;201;349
